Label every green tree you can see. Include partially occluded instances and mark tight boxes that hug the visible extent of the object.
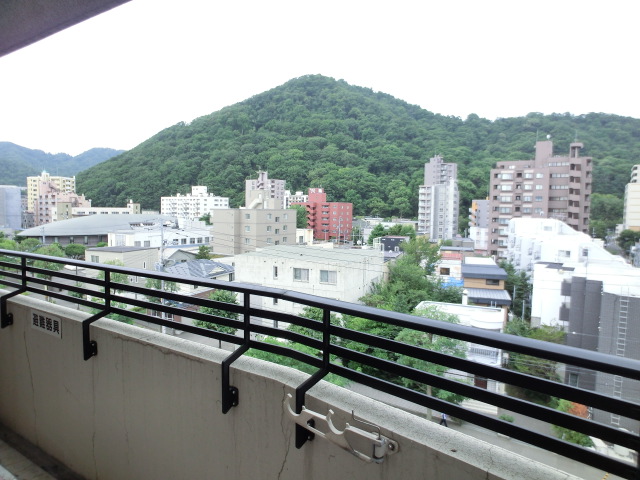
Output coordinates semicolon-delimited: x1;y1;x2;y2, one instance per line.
64;243;86;259
552;399;594;447
291;205;308;228
617;229;640;253
193;290;239;348
144;277;179;304
199;213;211;225
17;237;40;252
499;261;532;321
33;244;65;301
396;305;469;420
367;223;386;245
195;245;211;260
91;260;133;324
401;236;441;274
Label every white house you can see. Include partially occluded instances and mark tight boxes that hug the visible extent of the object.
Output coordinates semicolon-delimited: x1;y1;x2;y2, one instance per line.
232;244;386;321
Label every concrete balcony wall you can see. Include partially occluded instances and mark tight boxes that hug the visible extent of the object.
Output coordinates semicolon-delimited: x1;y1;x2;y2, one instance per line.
0;293;578;480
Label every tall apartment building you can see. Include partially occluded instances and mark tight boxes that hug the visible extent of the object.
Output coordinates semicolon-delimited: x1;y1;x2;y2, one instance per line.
291;188;352;242
27;171;76;212
468;199;489;253
245;171;286;209
623;165;640;231
488;140;592;259
417;155;459;241
161;186;229;221
32;182;91;226
284;190;308;209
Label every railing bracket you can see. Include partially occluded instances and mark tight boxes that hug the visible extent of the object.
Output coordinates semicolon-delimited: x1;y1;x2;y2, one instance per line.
284;393;398;463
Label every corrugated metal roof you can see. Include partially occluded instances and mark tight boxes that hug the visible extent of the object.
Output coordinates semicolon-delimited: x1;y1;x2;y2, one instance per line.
164;260;234;280
19;214;177;237
466;287;512;306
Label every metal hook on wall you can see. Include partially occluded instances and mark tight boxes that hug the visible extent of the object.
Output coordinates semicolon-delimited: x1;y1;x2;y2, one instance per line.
284;393;398;463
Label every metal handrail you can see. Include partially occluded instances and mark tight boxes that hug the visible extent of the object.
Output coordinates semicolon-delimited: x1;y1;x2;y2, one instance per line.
0;249;638;479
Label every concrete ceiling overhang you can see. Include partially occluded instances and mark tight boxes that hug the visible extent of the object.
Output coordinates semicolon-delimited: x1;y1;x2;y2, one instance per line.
0;0;131;58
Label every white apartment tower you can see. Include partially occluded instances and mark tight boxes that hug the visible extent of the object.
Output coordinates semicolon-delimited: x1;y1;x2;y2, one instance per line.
417;155;459;240
623;165;640;231
161;186;229;221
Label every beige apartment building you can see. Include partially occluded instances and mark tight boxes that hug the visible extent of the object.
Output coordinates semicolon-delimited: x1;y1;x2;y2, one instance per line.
417;155;459;240
27;171;76;211
210;208;296;255
623;165;640;231
488;140;592;259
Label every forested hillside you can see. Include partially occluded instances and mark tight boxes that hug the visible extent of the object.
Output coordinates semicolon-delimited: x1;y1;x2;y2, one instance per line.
0;142;124;185
76;75;640;217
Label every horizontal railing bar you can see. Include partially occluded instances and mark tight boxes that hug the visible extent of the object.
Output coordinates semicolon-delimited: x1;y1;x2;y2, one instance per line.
0;249;638;479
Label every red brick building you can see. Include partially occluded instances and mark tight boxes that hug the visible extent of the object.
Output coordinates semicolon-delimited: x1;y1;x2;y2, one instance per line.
293;188;353;242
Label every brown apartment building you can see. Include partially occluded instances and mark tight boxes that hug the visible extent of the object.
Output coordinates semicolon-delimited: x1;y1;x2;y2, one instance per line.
488;140;592;259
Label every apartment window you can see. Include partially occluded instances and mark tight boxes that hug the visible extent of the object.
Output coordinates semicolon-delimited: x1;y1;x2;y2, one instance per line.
499;207;511;213
535;184;543;190
245;213;251;219
267;213;272;220
84;236;89;245
536;173;544;178
559;250;571;257
283;214;288;220
273;266;278;279
197;238;202;243
293;268;309;282
499;185;512;191
267;237;273;244
283;225;287;231
275;216;280;223
499;195;511;202
282;237;288;243
523;207;532;213
320;270;337;284
523;173;533;179
244;238;251;245
143;262;147;269
523;196;532;202
245;226;251;232
523;184;532;190
144;240;151;247
534;196;543;202
190;238;195;243
486;279;500;286
69;237;74;243
440;267;450;275
500;173;513;180
275;229;280;234
267;226;272;232
134;241;141;247
91;255;99;262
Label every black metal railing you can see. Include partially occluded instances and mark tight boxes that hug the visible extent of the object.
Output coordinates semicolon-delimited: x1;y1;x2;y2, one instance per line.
0;249;638;479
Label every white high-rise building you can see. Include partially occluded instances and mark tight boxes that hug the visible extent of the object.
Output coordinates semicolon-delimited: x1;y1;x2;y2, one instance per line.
161;186;229;221
417;155;459;240
623;164;640;231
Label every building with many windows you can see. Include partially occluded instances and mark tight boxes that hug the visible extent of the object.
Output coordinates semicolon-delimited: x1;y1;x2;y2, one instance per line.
26;171;76;211
488;140;592;259
417;155;459;241
468;199;489;253
73;199;142;217
291;188;352;242
245;171;286;209
161;186;229;221
623;164;640;231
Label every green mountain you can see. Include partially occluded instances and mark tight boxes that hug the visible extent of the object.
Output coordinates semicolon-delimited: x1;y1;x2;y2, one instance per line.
76;74;640;217
0;142;124;186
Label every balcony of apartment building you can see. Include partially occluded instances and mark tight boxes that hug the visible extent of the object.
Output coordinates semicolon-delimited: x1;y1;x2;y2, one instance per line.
0;250;638;480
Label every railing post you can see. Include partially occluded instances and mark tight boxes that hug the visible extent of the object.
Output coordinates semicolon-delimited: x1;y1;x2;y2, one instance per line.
82;270;111;360
221;290;250;413
1;257;27;328
294;307;331;448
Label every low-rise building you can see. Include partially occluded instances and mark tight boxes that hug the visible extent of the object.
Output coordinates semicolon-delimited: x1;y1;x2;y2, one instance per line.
73;199;141;217
161;186;229;221
233;244;385;319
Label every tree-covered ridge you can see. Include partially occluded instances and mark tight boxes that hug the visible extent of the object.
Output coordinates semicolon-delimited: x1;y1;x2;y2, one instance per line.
76;75;640;218
0;142;124;186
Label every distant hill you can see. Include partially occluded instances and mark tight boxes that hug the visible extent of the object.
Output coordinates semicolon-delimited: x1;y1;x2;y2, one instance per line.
76;74;640;218
0;142;124;186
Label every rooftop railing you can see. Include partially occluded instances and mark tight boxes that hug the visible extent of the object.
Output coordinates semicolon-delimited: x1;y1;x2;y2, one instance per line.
0;249;638;479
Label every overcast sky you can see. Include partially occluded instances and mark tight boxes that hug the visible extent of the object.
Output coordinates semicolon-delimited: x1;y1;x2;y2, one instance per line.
0;0;637;156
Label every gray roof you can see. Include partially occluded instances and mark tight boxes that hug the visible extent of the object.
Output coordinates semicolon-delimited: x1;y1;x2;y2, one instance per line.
461;264;508;280
86;246;157;253
164;260;234;280
19;214;177;237
466;288;512;306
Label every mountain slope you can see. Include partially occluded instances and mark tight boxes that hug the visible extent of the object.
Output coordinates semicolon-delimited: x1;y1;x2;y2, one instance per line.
0;142;124;185
75;75;640;217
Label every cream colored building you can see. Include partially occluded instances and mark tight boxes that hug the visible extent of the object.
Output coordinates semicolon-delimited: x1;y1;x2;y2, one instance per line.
161;186;229;221
27;171;76;211
73;199;141;217
210;208;296;255
623;165;640;231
